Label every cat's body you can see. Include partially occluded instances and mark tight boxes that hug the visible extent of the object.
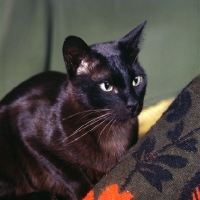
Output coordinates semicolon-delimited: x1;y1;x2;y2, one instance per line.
0;21;147;199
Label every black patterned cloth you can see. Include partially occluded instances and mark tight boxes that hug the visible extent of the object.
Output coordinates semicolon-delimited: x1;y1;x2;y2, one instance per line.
83;74;200;200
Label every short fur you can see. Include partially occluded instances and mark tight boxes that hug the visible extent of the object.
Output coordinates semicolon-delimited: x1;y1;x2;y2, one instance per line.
0;21;147;199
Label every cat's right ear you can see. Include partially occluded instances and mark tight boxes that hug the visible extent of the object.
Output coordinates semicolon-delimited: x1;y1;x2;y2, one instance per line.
117;21;147;60
62;36;90;78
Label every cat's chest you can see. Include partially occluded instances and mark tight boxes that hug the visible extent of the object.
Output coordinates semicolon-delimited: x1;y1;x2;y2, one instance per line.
99;122;135;157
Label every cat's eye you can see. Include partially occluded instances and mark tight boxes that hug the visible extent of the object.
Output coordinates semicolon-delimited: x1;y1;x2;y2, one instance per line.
132;76;142;87
99;82;113;92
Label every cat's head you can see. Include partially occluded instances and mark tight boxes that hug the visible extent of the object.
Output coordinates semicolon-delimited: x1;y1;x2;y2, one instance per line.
62;21;147;123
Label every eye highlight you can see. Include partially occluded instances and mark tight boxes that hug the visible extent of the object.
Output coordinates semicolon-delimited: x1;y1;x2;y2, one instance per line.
99;82;113;92
132;76;142;87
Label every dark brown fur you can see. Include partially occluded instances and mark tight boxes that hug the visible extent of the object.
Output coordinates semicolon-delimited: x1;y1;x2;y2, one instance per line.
0;21;147;199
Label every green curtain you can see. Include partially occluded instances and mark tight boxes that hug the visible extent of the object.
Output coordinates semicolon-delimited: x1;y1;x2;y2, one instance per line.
0;0;199;106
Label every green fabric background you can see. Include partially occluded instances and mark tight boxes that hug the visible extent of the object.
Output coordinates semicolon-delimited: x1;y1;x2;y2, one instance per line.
0;0;200;105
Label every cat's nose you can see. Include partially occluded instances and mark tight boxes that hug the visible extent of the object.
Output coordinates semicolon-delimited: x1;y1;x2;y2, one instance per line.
126;100;137;112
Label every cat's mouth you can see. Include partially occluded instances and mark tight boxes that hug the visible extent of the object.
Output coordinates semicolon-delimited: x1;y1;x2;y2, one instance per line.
107;111;139;125
112;114;137;124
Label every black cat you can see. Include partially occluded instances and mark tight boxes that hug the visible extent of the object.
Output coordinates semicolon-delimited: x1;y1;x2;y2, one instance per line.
0;21;147;199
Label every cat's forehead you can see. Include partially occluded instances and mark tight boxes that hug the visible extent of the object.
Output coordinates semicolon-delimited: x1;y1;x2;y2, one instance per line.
90;56;131;82
77;55;127;82
77;40;138;78
90;42;129;71
90;42;120;57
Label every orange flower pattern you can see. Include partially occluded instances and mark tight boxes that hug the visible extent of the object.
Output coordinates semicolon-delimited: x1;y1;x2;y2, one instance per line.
179;172;200;199
83;184;134;200
192;187;200;200
83;190;94;200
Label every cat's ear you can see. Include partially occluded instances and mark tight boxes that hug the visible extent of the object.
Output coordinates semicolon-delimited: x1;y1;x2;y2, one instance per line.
62;36;91;78
118;21;147;56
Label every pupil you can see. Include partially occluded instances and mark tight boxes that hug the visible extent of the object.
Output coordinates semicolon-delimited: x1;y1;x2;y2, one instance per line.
105;82;110;89
134;77;138;83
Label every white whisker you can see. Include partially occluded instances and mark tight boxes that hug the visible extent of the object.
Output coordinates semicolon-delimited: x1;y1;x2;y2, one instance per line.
65;115;111;145
75;109;111;123
98;118;114;143
106;119;116;140
62;113;111;143
72;113;110;135
62;108;111;121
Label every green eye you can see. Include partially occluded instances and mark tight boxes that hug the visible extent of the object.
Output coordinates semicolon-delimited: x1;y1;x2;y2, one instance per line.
100;82;113;92
132;76;142;87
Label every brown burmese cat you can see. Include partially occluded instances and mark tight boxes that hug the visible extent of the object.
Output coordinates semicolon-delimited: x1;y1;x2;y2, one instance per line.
0;21;147;199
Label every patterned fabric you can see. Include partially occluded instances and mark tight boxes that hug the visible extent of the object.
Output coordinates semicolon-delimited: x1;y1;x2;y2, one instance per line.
83;74;200;200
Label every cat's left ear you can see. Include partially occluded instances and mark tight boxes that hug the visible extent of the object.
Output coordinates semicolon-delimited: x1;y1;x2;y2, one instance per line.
62;36;91;78
118;21;147;56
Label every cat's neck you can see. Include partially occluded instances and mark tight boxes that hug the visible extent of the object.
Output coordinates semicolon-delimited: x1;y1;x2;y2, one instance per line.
97;119;137;155
58;110;137;163
74;121;137;182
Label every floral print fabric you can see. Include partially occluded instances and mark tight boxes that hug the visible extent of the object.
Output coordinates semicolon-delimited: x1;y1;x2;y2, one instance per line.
83;75;200;200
